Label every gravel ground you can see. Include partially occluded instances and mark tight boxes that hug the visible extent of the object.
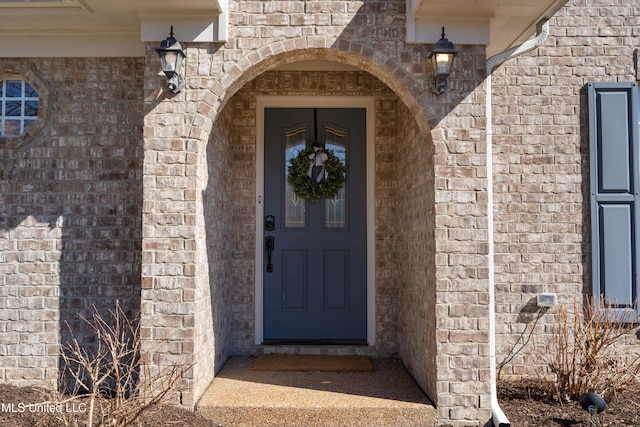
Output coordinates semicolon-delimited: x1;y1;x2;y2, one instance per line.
196;356;437;427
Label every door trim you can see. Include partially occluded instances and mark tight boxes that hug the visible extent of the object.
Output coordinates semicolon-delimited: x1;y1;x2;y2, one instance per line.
255;96;376;346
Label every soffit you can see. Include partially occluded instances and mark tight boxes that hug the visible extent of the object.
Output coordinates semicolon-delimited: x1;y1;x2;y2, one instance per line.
0;0;223;33
0;0;225;56
408;0;569;57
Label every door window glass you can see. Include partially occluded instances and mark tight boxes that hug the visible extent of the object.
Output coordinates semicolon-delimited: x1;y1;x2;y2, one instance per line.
284;126;307;228
324;127;347;229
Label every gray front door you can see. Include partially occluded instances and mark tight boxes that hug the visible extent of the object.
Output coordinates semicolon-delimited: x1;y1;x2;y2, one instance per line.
263;108;367;344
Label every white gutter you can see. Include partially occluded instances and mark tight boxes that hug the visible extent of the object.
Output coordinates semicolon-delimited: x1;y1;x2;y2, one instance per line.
485;18;550;427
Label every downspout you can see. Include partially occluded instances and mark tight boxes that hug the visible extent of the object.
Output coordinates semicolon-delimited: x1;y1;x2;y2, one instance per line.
486;19;550;427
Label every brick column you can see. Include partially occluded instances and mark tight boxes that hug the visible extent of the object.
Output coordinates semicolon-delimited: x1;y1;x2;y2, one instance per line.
431;46;492;424
140;45;203;407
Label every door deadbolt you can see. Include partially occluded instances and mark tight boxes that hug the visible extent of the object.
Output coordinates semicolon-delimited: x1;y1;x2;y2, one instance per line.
265;215;275;231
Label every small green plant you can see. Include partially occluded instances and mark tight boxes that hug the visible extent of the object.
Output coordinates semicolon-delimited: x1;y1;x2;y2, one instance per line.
544;296;640;402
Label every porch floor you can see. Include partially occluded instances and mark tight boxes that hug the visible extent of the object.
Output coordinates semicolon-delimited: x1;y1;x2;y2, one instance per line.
196;356;437;427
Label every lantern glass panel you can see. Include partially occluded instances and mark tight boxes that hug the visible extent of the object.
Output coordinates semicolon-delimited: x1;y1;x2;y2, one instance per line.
163;51;178;72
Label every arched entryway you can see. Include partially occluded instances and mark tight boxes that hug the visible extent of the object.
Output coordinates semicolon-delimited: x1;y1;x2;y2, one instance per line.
141;38;450;409
202;57;438;403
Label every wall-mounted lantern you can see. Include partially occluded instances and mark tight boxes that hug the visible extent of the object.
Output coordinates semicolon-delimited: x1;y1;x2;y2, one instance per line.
428;27;458;95
155;26;185;94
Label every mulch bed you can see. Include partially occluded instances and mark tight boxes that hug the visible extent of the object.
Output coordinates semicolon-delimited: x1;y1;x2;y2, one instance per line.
2;379;639;426
0;384;218;427
497;379;640;427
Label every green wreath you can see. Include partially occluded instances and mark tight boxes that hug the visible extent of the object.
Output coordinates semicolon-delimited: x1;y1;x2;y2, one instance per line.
287;145;346;203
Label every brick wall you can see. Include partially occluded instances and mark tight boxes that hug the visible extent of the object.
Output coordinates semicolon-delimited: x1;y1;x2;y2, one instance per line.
396;99;438;401
5;1;640;424
430;46;491;423
492;0;640;378
0;57;144;388
141;0;491;421
0;1;492;424
193;105;235;399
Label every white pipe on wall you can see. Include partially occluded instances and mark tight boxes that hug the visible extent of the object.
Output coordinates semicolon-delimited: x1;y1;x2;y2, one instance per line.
485;19;550;427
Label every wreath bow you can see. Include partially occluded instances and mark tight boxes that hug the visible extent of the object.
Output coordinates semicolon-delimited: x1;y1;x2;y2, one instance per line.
307;146;329;183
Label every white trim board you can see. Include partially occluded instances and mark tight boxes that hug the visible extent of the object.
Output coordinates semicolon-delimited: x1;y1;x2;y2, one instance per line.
254;96;376;346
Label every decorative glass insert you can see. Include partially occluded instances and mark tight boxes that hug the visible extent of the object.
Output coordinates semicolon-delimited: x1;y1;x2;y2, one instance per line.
284;126;307;228
324;127;347;229
0;79;39;137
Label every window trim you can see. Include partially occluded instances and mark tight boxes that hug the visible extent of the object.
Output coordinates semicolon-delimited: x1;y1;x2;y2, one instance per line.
0;63;49;147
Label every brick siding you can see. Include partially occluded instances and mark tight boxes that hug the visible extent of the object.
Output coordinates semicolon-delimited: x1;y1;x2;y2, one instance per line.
492;0;640;378
6;0;627;424
141;2;490;421
0;57;144;388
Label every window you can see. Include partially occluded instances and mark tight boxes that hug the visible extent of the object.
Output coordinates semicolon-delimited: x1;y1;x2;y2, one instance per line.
588;82;639;319
0;78;39;137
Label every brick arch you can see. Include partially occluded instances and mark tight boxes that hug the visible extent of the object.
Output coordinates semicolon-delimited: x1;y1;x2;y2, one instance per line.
190;36;435;140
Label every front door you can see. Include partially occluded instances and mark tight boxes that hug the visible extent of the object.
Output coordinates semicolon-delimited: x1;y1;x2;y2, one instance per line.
263;108;367;344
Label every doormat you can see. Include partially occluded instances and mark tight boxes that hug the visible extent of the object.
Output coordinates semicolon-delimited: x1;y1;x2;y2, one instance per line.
251;354;374;372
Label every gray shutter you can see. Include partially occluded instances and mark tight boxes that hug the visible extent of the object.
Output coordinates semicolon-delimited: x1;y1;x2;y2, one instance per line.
588;82;640;318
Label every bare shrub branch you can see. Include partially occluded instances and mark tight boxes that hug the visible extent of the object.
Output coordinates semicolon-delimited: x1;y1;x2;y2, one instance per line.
55;302;191;427
544;296;640;401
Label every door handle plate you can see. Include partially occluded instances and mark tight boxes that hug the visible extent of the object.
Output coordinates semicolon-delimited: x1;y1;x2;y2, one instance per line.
265;235;275;273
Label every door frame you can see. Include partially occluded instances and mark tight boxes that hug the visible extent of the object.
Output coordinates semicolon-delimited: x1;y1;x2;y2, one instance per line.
254;96;376;346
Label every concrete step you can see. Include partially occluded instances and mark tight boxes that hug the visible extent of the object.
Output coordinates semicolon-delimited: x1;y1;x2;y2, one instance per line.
196;356;437;427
